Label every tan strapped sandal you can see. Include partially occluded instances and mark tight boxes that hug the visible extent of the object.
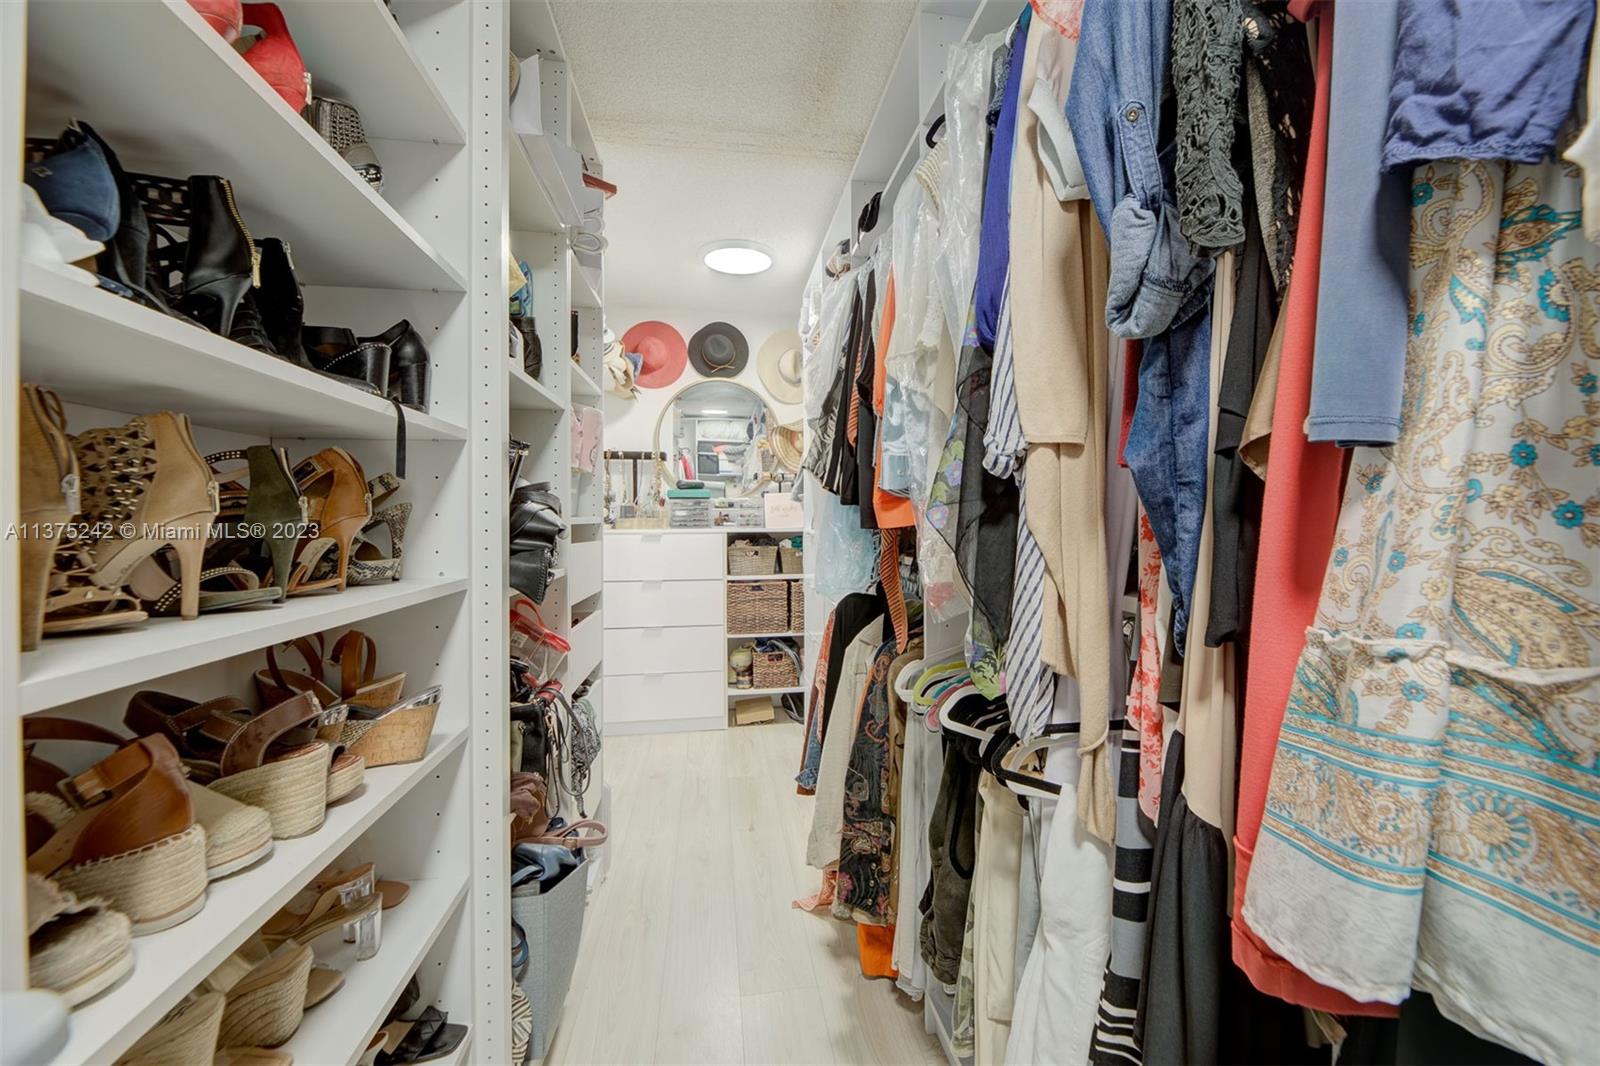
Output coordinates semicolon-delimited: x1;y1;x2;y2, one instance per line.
26;735;208;934
124;691;332;838
25;716;273;881
284;447;372;595
27;873;133;1006
255;631;406;711
261;877;381;949
312;861;410;911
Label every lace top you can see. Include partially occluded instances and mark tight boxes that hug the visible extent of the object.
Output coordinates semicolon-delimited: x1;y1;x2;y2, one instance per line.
1173;0;1246;254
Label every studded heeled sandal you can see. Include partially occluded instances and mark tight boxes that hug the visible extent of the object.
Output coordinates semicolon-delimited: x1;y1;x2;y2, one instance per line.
69;412;220;620
312;472;408;586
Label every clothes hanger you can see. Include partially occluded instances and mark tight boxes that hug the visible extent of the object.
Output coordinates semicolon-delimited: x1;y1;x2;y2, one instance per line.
925;113;946;148
989;730;1065;800
941;693;1009;742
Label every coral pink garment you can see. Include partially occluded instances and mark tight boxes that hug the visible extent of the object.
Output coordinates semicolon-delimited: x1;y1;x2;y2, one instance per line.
1128;507;1165;823
1230;0;1394;1017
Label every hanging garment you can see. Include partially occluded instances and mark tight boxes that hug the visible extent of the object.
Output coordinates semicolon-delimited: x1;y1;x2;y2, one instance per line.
973;5;1030;355
1004;701;1115;1066
1230;0;1396;1017
973;773;1025;1066
1128;508;1166;824
1240;1;1314;292
836;638;921;924
1242;155;1600;1065
1171;0;1245;254
1237;287;1288;482
938;32;1006;352
919;734;982;986
894;668;948;1000
798;594;884;791
806;620;888;868
1304;0;1410;447
1382;0;1595;170
1565;23;1600;239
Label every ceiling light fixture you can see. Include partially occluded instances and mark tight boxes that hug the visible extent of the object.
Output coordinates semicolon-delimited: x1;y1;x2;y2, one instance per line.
702;240;773;276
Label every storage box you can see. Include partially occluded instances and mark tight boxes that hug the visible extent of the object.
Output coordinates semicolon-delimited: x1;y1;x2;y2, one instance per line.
727;581;788;634
752;648;799;689
727;542;778;576
789;582;805;631
512;856;590;1062
733;696;776;726
778;543;803;574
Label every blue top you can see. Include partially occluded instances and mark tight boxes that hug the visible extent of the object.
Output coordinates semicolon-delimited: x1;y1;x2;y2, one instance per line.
973;4;1031;353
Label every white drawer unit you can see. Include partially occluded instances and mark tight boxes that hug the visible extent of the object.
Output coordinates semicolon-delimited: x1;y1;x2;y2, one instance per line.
603;578;723;628
603;625;725;676
602;530;724;581
606;670;727;733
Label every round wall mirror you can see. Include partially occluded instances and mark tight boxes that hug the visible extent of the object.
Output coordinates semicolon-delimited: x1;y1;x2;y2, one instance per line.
651;380;801;499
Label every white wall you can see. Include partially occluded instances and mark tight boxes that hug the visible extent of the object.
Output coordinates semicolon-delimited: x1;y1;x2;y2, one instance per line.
604;304;803;453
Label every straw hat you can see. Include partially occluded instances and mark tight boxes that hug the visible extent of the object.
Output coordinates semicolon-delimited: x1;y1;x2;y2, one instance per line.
756;330;804;405
768;422;804;471
621;320;687;389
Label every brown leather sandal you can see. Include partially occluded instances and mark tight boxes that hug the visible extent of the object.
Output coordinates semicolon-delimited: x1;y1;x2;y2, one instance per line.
254;631;405;711
25;717;272;881
26;735;208;934
125;691;332;838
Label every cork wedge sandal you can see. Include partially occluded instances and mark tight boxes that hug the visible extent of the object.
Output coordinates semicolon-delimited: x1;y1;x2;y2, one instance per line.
124;691;331;838
26;735;208;934
25;716;272;881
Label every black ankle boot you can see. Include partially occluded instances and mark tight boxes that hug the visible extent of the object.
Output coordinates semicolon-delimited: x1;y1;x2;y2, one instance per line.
363;319;431;412
173;176;256;337
253;238;307;364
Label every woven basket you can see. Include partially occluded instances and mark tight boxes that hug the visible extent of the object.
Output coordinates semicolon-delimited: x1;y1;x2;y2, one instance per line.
728;582;789;635
752;650;799;689
728;543;778;576
778;543;804;574
789;582;805;631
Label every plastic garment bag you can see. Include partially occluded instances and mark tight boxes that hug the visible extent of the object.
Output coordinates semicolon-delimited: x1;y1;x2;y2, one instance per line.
812;480;879;599
936;31;1005;352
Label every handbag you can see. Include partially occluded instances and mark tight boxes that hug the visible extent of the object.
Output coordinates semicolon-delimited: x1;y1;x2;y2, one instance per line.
508;771;606;849
239;4;310;112
510;595;569;682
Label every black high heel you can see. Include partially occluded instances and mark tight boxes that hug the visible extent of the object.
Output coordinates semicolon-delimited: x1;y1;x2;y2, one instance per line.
171;176;257;337
363;320;431;412
302;326;392;396
254;238;308;364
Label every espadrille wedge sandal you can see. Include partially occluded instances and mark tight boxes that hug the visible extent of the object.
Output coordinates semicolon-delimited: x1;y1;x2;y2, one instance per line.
125;691;332;839
255;630;406;711
205;939;313;1049
214;1047;294;1066
27;873;133;1007
25;716;273;881
25;735;208;934
249;638;368;804
115;991;225;1066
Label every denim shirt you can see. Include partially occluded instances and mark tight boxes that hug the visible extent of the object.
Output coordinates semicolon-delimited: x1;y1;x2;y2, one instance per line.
1066;0;1213;339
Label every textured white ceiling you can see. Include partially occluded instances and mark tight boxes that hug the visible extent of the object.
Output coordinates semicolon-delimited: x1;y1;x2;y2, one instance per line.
550;0;917;316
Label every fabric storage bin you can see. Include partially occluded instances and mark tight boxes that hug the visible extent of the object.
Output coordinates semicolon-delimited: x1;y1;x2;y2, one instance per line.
778;543;804;574
727;541;778;575
790;582;805;631
753;648;799;689
512;857;589;1063
728;581;788;634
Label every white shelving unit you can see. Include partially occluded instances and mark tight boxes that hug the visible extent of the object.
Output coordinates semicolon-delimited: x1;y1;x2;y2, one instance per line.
0;0;604;1062
722;528;806;722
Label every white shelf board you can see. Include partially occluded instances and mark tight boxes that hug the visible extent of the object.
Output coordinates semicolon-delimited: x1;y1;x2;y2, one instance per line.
571;253;602;309
509;361;563;412
726;574;803;582
283;874;470;1066
25;0;466;292
22;578;468;714
726;630;804;639
508;129;566;233
571;362;602;400
48;727;468;1066
20;264;467;441
275;0;465;145
726;685;806;697
509;131;581;232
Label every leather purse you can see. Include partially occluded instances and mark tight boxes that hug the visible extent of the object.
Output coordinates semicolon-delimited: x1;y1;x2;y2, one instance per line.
239;3;310;112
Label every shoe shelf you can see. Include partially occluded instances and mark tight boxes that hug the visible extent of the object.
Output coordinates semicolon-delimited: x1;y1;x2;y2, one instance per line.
727;685;806;698
281;873;470;1066
20;264;469;442
24;0;467;293
509;361;564;412
570;360;602;401
47;728;468;1066
571;251;603;309
20;578;468;715
272;0;467;146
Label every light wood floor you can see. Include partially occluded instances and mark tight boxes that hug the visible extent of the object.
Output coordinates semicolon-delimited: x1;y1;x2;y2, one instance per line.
544;721;945;1066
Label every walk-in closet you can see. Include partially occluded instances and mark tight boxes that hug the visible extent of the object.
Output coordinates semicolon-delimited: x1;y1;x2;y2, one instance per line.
4;0;1597;1064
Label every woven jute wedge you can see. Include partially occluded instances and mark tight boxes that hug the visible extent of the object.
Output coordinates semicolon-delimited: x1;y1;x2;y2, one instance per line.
326;751;366;803
27;874;134;1007
341;686;441;767
125;691;332;839
27;735;208;935
115;991;225;1066
208;941;313;1049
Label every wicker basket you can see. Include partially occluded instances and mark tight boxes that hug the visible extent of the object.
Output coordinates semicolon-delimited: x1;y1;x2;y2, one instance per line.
789;582;805;631
778;543;804;574
728;582;789;635
727;542;779;576
752;649;799;689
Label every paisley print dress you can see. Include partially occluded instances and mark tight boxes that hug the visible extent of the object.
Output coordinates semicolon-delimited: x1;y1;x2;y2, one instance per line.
1241;157;1599;1063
